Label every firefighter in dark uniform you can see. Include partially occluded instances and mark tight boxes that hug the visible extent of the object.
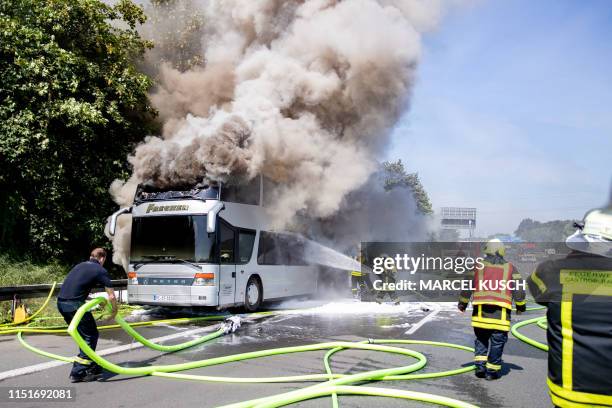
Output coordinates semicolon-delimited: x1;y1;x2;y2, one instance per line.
527;208;612;408
376;253;400;305
350;251;365;299
57;248;118;382
458;239;526;380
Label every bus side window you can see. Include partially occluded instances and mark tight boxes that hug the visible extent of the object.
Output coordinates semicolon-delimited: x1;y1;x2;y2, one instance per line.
219;221;235;263
283;234;307;266
238;230;256;263
257;231;282;265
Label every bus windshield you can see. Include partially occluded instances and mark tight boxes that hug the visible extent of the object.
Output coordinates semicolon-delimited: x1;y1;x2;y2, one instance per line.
130;215;217;263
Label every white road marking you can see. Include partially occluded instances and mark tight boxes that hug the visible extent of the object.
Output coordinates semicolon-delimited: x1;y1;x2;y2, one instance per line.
0;325;219;381
404;303;441;335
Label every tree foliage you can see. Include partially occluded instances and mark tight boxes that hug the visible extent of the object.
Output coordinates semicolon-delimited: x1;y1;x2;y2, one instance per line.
514;218;577;242
0;0;155;261
382;159;433;215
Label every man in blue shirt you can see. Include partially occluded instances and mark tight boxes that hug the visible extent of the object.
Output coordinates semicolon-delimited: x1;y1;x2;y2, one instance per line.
57;248;117;382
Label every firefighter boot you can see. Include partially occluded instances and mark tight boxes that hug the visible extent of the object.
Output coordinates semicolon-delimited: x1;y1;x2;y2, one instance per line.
475;366;486;378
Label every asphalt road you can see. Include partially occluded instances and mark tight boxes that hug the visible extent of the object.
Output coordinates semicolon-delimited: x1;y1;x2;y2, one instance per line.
0;301;550;408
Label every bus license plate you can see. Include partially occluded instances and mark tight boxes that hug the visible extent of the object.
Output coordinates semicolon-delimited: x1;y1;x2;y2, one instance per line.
153;295;174;301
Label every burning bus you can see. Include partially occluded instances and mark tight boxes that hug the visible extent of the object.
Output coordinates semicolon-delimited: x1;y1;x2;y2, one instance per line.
108;176;320;311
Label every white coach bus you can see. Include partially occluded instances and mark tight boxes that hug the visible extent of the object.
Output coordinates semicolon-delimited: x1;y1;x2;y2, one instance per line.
108;176;318;311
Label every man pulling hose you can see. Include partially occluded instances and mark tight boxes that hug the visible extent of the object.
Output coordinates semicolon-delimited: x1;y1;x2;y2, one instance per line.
57;248;118;383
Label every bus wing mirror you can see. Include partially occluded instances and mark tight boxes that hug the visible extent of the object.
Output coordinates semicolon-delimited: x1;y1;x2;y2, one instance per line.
207;201;225;233
109;207;132;236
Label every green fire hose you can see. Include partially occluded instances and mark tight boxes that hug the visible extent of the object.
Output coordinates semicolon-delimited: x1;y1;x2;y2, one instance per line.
3;282;554;407
0;315;229;335
15;296;480;408
510;316;548;352
536;318;548;330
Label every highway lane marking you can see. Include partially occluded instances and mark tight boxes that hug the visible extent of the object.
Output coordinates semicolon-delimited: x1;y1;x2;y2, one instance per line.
404;303;441;335
0;325;219;381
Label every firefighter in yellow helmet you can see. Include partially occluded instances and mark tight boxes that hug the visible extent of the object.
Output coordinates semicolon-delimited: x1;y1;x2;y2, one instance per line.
527;207;612;407
458;239;526;380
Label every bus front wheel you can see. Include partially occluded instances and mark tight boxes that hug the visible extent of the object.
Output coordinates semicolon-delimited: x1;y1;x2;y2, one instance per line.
244;276;262;312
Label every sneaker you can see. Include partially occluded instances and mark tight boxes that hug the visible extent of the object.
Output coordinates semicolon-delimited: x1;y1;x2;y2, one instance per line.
475;367;486;378
485;371;501;381
70;371;101;383
86;365;103;376
83;372;102;382
70;375;85;383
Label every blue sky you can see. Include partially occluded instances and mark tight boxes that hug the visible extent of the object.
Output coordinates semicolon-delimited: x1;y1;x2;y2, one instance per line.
388;0;612;236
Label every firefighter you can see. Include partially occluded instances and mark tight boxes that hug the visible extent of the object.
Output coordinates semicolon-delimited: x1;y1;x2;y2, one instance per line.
57;248;118;382
349;247;367;300
458;239;526;380
527;208;612;407
376;253;400;305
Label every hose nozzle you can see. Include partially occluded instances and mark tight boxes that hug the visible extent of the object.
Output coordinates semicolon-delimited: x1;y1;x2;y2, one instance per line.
222;316;241;334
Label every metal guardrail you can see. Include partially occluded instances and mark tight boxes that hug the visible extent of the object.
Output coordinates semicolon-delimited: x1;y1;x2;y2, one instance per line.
0;280;127;301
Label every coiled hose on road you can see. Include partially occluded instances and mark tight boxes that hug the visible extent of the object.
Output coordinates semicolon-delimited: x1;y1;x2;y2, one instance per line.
2;285;549;408
8;296;480;408
510;315;548;352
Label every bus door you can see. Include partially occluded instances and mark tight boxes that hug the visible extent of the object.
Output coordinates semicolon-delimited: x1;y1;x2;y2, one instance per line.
218;220;236;306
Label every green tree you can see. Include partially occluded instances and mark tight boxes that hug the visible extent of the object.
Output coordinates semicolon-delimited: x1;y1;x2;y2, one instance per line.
0;0;156;262
382;159;433;215
514;218;577;242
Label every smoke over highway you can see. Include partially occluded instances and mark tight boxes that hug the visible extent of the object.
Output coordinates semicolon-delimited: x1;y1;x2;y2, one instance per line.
108;0;440;268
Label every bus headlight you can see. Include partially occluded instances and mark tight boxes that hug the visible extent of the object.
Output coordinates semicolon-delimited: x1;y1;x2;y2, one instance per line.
193;272;215;286
128;272;138;285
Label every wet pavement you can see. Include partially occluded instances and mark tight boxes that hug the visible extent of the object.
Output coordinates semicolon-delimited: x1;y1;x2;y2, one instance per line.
0;300;550;407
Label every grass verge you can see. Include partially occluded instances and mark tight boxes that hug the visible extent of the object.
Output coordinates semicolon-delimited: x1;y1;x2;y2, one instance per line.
0;254;139;326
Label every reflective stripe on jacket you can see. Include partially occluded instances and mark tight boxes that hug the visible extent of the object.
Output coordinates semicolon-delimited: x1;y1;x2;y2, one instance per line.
459;256;526;332
528;252;612;407
350;254;364;276
471;304;512;331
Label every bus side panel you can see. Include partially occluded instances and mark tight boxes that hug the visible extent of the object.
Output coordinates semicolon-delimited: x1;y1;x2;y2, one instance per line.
234;266;318;303
234;268;284;304
258;266;285;299
218;263;236;307
288;265;317;296
258;265;317;300
220;202;318;301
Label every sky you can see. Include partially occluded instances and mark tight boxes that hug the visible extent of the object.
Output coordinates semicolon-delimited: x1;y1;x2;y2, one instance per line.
388;0;612;237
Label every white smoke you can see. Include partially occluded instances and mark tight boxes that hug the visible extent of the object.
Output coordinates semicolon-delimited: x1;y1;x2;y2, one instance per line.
108;0;441;268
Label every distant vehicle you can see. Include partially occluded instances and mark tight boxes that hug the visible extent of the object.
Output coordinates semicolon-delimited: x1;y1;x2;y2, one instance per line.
108;176;318;311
